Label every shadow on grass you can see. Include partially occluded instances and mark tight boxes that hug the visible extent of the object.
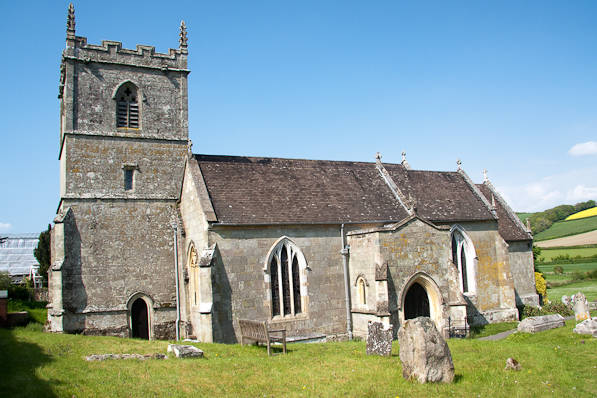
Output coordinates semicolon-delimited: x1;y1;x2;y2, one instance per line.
453;374;464;383
0;328;56;397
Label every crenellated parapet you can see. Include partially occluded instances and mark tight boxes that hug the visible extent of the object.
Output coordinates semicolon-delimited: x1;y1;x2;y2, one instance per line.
62;4;188;72
63;39;189;71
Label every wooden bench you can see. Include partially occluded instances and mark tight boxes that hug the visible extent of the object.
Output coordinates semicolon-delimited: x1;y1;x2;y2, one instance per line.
238;319;287;356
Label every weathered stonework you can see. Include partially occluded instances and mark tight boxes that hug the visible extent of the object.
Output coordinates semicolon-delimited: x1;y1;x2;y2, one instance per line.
48;8;188;340
49;6;533;343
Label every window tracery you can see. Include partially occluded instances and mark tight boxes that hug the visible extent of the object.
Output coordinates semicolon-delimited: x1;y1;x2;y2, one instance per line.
268;238;306;318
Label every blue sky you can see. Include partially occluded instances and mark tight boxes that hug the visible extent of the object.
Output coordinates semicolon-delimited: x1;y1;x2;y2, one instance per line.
1;1;596;234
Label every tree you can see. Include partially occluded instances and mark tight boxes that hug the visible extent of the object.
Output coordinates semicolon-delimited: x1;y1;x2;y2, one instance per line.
34;224;51;283
0;271;10;290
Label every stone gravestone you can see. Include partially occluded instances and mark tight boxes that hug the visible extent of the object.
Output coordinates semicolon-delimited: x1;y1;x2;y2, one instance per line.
167;344;204;358
572;292;590;322
398;317;454;383
517;314;565;333
573;318;597;337
366;321;393;356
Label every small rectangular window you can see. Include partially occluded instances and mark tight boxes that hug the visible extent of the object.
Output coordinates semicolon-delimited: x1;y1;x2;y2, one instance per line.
124;168;134;191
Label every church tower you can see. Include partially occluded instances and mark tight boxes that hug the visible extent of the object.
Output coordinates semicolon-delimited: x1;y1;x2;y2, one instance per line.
48;4;189;339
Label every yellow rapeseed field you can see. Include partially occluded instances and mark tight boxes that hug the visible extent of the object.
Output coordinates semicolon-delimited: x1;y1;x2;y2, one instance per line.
565;206;597;221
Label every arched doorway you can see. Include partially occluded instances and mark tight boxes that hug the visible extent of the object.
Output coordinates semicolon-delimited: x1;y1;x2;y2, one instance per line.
404;282;430;320
131;298;149;339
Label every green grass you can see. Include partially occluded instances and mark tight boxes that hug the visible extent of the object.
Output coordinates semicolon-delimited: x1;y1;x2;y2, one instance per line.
7;299;48;325
1;321;596;398
547;280;597;303
534;215;597;241
537;262;597;275
469;321;518;339
537;247;597;262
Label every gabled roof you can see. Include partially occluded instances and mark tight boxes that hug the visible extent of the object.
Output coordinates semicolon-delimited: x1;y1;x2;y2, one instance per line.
194;155;410;225
477;182;532;241
383;164;495;222
190;154;498;226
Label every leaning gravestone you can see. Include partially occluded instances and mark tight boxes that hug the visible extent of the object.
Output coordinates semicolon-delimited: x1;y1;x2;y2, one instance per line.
167;344;204;358
517;314;565;333
572;292;590;322
573;318;597;337
366;321;393;356
398;317;454;383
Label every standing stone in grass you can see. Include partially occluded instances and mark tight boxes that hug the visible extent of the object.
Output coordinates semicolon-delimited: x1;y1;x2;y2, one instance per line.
572;292;590;322
167;344;204;358
398;317;454;383
366;321;393;356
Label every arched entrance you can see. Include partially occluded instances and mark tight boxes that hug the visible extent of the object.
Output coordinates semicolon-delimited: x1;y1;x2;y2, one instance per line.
404;282;430;319
131;298;149;339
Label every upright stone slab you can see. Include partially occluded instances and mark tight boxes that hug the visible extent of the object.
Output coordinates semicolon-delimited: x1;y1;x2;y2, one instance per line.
517;314;565;333
398;317;454;383
572;292;590;322
366;321;393;356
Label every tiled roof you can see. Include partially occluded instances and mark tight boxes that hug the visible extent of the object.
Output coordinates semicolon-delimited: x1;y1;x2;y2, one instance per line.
383;164;495;222
194;155;411;225
477;183;532;241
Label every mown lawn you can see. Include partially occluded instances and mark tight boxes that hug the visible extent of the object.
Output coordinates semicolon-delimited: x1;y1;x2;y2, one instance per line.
1;321;596;397
535;216;597;241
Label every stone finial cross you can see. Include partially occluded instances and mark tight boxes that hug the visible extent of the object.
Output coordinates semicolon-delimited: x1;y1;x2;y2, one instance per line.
456;159;462;170
375;152;382;161
179;21;188;51
401;151;407;162
67;3;76;39
483;169;488;182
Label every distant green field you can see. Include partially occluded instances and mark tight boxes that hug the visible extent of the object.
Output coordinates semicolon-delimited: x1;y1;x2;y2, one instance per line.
517;212;534;223
547;280;597;302
537;247;597;262
534;215;597;241
538;262;597;275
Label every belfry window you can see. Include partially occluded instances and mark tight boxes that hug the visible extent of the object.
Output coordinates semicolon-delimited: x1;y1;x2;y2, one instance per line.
451;227;477;294
115;83;139;128
268;238;307;318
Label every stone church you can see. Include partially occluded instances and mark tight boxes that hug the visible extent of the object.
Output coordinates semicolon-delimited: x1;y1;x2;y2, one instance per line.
48;6;538;342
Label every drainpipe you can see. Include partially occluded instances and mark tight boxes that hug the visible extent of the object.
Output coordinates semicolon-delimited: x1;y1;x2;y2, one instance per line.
171;221;181;341
340;224;353;340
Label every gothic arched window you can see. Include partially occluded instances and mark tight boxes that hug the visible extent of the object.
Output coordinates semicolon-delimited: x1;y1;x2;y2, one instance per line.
451;227;477;294
115;82;140;128
267;238;307;318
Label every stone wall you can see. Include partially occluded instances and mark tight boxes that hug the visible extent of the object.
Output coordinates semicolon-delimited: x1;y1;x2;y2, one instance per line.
377;219;457;334
207;225;348;342
55;200;179;337
61;135;186;199
456;222;518;323
508;240;539;306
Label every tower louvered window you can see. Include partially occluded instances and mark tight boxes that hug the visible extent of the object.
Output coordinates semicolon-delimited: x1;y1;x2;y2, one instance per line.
116;83;139;128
